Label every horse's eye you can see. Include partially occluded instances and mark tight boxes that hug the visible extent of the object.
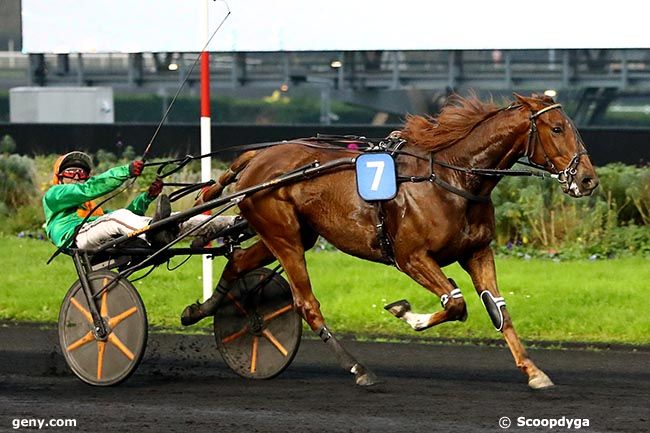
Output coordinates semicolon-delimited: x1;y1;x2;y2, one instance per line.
551;126;563;134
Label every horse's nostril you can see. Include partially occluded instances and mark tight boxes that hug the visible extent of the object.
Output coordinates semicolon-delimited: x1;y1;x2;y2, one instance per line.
582;176;598;189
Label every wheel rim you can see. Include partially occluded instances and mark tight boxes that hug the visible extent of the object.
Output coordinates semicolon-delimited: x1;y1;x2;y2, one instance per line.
214;268;301;379
58;271;147;386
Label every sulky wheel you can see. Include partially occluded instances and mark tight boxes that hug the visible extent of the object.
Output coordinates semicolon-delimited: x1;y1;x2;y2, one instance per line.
214;267;302;379
58;270;147;386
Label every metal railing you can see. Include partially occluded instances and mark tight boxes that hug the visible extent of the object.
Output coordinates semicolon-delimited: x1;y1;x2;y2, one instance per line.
2;49;650;92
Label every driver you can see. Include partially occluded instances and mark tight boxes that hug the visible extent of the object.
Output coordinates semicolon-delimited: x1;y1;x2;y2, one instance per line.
43;151;235;250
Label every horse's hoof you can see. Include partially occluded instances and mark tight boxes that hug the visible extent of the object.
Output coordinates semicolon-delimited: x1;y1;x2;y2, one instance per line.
355;370;380;387
384;299;411;318
351;363;380;387
180;302;208;326
528;372;555;390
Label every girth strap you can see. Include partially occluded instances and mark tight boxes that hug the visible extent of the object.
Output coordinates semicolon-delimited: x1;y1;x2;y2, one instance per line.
373;202;395;265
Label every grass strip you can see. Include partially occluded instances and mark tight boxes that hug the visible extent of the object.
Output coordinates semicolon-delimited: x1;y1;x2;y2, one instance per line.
1;236;648;345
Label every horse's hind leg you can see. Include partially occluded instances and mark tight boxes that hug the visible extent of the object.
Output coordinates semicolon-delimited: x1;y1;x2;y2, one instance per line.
180;240;276;326
251;214;379;386
460;247;554;390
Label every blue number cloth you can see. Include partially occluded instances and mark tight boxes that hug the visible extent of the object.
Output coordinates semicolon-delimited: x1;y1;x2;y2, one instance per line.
355;153;397;201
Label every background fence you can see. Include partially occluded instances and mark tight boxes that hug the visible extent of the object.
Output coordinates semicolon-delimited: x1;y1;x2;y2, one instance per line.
1;123;648;165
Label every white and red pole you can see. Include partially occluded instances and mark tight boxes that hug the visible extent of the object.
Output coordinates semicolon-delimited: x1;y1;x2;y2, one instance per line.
200;0;213;301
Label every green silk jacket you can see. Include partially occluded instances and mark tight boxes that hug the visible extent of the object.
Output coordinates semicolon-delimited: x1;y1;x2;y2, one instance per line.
42;165;154;247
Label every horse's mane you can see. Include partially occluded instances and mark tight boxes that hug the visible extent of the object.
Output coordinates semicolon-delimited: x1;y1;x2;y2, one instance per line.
401;94;500;152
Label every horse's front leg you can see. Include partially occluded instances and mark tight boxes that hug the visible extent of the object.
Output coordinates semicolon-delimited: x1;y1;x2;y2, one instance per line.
385;251;468;329
460;247;554;389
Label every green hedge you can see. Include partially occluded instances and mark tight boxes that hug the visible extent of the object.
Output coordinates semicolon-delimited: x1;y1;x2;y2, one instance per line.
0;153;37;215
0;91;376;124
113;93;376;124
493;164;649;257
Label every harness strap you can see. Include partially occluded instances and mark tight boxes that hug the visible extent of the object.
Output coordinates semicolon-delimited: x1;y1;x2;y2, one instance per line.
432;159;545;178
368;134;403;265
166;180;216;202
530;103;562;119
432;176;491;203
396;173;491;203
398;153;492;203
373;201;395;265
525;103;563;164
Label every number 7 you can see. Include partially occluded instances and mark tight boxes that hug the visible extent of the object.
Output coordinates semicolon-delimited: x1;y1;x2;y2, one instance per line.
366;161;385;191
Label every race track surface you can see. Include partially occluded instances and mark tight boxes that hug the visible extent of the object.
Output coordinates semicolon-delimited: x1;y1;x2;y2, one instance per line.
0;323;648;433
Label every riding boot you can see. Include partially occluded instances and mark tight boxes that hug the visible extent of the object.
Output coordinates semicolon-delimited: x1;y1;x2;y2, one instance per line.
189;215;238;248
146;194;180;247
180;279;229;326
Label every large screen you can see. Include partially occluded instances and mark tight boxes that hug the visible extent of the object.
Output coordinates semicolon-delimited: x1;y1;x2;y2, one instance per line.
22;0;649;53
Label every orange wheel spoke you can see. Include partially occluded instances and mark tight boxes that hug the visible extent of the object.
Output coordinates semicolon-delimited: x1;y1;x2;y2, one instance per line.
262;329;288;357
226;292;248;316
66;331;95;352
250;336;259;373
100;278;109;317
221;326;249;344
69;297;93;324
97;341;106;380
108;333;134;361
263;304;293;323
108;307;138;329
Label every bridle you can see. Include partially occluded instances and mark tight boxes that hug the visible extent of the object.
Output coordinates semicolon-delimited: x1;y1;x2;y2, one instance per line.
385;101;591;202
524;103;588;192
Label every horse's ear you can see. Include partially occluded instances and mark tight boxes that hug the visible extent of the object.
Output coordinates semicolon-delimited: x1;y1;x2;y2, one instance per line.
513;92;532;107
530;92;555;103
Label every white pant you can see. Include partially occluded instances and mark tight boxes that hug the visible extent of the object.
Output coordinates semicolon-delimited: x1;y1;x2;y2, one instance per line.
75;208;235;249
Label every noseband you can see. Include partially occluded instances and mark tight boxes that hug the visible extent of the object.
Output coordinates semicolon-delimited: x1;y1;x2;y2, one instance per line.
524;103;588;190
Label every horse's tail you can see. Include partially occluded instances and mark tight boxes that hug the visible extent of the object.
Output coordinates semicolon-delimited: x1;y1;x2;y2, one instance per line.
195;150;258;205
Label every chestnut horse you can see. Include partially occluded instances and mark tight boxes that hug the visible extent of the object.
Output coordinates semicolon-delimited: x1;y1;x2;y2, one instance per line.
182;93;599;388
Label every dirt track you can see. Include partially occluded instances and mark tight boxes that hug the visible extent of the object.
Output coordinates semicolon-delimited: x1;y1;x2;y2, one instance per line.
0;323;648;433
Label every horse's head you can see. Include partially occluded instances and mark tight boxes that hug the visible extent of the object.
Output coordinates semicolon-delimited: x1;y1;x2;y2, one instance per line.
514;93;599;197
